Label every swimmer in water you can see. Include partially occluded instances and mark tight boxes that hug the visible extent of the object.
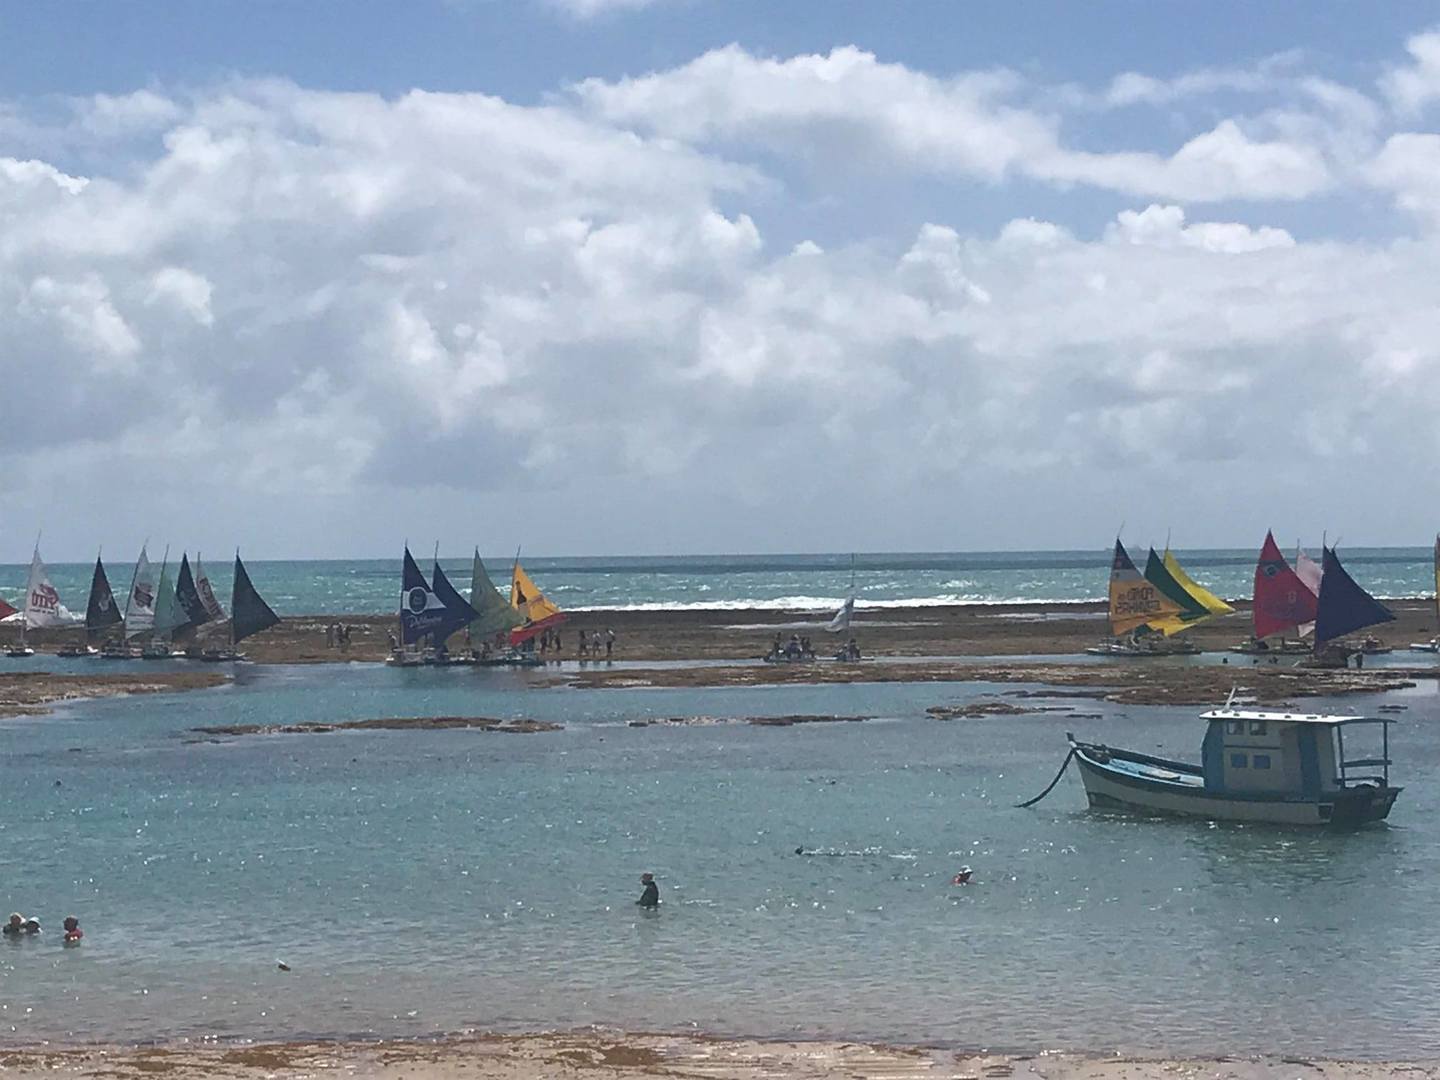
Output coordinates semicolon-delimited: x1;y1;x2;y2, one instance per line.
637;872;659;909
62;916;82;944
3;913;23;936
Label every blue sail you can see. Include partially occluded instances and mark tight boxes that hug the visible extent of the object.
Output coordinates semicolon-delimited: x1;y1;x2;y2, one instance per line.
400;546;453;645
1315;546;1395;644
430;560;479;646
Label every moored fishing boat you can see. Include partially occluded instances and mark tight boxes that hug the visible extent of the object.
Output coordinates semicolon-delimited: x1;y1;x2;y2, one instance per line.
1061;702;1400;826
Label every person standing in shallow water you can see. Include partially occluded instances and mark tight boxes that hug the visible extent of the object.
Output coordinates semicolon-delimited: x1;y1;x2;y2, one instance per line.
637;872;659;908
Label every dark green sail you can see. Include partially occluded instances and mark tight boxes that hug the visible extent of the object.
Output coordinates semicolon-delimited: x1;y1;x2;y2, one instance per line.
1143;547;1207;622
231;553;280;646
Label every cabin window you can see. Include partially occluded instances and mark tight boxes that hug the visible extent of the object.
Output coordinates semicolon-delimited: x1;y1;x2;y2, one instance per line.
1230;753;1248;768
1253;754;1272;770
1248;720;1268;736
1226;720;1245;735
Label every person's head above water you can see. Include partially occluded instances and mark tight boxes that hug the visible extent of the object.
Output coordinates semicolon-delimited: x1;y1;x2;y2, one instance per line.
63;916;79;932
7;913;21;930
640;872;654;884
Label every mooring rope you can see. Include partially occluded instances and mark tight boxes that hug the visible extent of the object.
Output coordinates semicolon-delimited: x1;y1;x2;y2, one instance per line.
1015;747;1077;808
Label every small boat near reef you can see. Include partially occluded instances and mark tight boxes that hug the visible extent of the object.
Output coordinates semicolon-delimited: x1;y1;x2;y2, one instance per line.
1086;540;1228;657
1040;697;1401;826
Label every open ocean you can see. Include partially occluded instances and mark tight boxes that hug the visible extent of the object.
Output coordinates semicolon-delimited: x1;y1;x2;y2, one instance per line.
1;662;1439;1055
0;548;1434;615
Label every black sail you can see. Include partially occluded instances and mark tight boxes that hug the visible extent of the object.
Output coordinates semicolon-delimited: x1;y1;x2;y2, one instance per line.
231;553;280;646
84;555;122;640
175;553;211;630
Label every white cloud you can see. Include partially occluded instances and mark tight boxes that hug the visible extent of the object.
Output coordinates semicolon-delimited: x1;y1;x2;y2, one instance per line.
575;46;1337;202
544;0;670;18
1380;28;1440;115
3;38;1440;554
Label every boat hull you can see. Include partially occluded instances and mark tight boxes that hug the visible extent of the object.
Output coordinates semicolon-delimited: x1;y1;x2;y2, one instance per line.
1073;746;1399;826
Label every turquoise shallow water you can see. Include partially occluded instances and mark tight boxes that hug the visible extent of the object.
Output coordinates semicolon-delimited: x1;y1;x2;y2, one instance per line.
1;660;1439;1055
0;548;1432;616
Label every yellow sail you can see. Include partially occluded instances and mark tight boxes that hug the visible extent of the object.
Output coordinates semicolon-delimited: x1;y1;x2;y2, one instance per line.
1108;540;1182;636
1163;549;1234;617
510;560;564;641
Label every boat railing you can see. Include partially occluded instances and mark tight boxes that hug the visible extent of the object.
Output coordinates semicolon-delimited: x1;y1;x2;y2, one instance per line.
1336;719;1393;789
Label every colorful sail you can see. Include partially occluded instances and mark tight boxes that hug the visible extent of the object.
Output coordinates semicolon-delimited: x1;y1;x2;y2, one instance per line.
1106;540;1181;636
429;559;479;645
1315;546;1395;644
1142;548;1207;635
231;553;280;645
194;554;227;622
124;545;157;640
84;555;122;639
175;554;213;631
470;550;523;639
0;595;16;622
1252;531;1318;639
1295;547;1323;598
510;559;565;643
1164;549;1234;618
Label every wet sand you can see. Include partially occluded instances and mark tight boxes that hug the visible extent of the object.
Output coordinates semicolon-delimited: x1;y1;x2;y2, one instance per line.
9;599;1438;666
0;671;228;718
0;1034;1433;1080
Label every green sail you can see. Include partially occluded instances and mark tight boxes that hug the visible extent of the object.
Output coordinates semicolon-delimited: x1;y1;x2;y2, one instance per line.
469;550;522;640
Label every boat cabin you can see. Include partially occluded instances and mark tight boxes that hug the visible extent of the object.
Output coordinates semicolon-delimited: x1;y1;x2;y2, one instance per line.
1199;708;1391;807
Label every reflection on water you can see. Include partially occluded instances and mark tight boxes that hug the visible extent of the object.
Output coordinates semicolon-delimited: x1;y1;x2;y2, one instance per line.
0;663;1436;1055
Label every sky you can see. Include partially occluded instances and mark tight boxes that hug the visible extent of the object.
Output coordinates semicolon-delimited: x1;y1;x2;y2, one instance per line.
3;1;1440;558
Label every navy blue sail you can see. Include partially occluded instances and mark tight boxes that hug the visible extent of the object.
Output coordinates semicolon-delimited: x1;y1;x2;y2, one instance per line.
84;555;122;640
399;546;452;645
1315;546;1395;644
430;560;478;645
231;553;280;646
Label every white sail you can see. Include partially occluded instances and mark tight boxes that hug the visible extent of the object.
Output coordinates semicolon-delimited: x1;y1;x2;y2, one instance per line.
23;547;74;628
825;595;854;634
194;554;227;621
1296;546;1324;638
125;546;157;639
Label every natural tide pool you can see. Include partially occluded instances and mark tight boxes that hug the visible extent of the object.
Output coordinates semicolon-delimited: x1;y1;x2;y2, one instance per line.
1;662;1438;1056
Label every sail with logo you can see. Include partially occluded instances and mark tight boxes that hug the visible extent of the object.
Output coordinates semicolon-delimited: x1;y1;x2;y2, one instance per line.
84;555;122;642
1085;539;1188;655
509;558;565;645
9;545;75;656
193;554;227;622
396;546;472;655
124;545;158;641
1252;531;1319;641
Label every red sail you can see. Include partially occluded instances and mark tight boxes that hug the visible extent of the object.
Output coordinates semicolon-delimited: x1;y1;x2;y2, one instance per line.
1252;530;1318;639
0;596;14;621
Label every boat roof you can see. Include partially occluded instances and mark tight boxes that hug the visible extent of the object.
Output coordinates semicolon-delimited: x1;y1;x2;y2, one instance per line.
1201;708;1387;726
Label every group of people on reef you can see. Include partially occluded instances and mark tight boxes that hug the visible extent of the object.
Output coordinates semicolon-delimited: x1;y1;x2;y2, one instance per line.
4;912;82;943
324;622;353;648
770;633;815;662
534;627;616;658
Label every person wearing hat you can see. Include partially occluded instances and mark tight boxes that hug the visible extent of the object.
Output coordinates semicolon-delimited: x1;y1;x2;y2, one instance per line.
3;913;23;936
62;916;83;944
636;873;659;909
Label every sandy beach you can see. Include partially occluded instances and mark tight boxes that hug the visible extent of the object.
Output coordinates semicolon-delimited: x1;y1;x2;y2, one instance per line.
1;1033;1434;1080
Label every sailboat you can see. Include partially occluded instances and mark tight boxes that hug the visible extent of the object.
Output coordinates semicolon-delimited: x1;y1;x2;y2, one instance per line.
1232;531;1318;655
426;555;479;664
1084;539;1193;656
464;550;529;665
172;553;218;657
388;546;473;665
142;548;195;659
10;545;74;657
1310;546;1395;665
193;554;227;623
60;553;121;657
1410;535;1440;653
824;556;862;661
200;551;280;661
509;557;565;647
108;545;157;659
